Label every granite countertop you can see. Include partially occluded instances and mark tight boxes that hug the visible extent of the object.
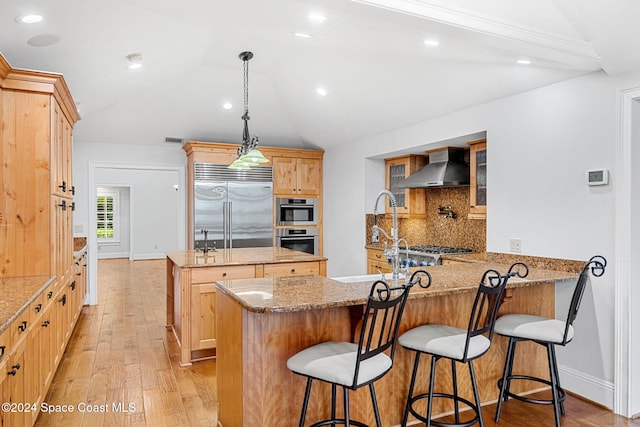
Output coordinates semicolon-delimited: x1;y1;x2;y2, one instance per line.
74;237;87;256
216;260;580;314
0;275;55;335
167;247;327;268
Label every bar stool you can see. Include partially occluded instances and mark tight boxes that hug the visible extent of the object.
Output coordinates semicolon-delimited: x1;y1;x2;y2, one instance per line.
287;271;431;427
494;255;606;427
399;263;528;427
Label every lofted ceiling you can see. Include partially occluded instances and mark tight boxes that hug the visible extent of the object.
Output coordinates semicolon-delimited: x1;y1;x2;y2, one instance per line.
0;0;638;151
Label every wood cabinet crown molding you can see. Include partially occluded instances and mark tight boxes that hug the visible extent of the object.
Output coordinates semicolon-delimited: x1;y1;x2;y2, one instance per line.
183;141;324;160
0;53;79;125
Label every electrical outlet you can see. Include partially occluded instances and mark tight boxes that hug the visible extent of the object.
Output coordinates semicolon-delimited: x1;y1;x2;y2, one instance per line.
509;238;522;253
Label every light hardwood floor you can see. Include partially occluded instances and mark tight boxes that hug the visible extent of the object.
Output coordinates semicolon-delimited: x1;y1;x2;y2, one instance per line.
34;258;639;427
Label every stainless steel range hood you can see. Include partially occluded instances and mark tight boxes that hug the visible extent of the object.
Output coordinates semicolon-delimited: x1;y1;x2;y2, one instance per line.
396;148;469;188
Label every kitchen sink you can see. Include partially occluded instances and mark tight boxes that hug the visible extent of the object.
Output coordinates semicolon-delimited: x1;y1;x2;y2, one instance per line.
331;273;401;283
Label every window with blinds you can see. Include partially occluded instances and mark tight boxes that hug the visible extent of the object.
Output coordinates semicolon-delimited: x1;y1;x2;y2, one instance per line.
97;191;119;242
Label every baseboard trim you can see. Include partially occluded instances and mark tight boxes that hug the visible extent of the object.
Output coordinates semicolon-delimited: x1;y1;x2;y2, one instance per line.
559;364;614;409
97;252;129;259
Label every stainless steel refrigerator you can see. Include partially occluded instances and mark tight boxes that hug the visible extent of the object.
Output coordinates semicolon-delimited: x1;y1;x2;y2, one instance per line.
193;163;273;249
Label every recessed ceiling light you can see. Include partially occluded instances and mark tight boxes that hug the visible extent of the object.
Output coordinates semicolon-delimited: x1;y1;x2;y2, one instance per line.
517;59;531;65
223;102;233;110
308;12;326;23
294;32;312;38
316;87;327;96
16;14;43;24
424;39;439;47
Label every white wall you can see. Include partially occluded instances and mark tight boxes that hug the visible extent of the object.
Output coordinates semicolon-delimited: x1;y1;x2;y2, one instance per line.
324;69;640;408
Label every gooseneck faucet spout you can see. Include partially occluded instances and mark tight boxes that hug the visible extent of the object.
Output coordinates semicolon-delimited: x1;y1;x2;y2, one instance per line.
372;190;402;284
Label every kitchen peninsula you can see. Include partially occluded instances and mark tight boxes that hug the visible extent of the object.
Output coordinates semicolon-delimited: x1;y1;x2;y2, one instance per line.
165;247;327;366
215;254;583;427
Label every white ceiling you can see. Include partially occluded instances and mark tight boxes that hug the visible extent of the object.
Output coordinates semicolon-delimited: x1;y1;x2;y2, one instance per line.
0;0;638;151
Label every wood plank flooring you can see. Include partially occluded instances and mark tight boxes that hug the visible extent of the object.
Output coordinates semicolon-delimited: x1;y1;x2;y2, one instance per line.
34;258;639;427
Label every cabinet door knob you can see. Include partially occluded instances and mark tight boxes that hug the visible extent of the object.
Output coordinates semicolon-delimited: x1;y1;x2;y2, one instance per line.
59;181;67;192
0;345;5;358
35;303;42;313
18;321;27;332
291;268;296;273
47;291;53;299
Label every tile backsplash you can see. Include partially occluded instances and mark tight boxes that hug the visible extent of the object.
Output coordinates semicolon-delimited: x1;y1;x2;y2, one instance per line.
366;187;486;252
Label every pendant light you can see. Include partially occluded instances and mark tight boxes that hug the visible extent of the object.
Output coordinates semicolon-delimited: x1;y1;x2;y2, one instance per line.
228;51;269;169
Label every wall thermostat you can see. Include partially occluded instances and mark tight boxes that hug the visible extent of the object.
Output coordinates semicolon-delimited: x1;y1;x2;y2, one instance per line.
587;168;609;186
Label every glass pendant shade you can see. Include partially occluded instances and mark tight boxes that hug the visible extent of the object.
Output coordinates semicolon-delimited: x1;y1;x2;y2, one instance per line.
240;148;269;164
228;157;258;169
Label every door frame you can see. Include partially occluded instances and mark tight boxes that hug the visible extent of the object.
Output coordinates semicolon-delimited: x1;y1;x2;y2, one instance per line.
614;86;640;417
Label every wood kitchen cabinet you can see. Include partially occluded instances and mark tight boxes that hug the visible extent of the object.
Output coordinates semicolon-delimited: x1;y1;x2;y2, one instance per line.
167;249;328;365
272;156;322;196
0;53;79;280
385;155;427;218
366;248;392;274
468;139;487;219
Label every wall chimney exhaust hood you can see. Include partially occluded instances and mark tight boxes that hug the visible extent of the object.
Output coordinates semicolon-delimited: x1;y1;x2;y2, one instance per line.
396;148;469;188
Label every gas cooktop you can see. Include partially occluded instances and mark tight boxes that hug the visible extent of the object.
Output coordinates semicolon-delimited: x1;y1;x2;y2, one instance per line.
408;245;473;255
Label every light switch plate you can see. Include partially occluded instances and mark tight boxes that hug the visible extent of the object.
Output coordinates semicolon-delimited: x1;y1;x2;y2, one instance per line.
509;238;522;253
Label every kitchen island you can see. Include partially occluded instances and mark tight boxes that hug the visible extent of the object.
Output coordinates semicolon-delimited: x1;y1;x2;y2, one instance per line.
166;247;327;365
215;256;582;427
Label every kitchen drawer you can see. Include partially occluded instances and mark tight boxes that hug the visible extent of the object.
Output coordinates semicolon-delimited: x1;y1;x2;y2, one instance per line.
367;248;387;262
263;262;320;278
0;325;10;363
191;265;256;284
10;308;30;348
43;285;56;309
29;292;46;325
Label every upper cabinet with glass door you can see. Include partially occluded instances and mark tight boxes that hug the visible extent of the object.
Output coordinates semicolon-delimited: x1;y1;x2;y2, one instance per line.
385;155;427;218
468;139;487;219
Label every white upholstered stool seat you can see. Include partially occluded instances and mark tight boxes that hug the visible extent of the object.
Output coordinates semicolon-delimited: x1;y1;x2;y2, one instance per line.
398;325;490;361
494;314;574;345
287;341;392;388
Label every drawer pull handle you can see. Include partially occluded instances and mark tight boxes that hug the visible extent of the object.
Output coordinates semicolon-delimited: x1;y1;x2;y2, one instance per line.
0;346;4;358
42;320;50;327
70;281;76;291
18;321;27;332
59;294;67;306
35;303;42;313
59;181;67;192
8;369;16;376
47;291;53;299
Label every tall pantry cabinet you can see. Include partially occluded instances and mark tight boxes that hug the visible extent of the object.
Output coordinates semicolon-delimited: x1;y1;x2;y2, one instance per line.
0;53;82;427
0;54;78;279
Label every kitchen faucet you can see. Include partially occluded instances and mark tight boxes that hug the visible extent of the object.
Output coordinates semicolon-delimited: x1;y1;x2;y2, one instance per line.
372;190;405;284
200;229;216;254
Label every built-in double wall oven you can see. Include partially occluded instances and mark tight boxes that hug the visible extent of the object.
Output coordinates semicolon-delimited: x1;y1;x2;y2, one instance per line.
275;197;319;255
276;197;318;226
276;227;319;256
